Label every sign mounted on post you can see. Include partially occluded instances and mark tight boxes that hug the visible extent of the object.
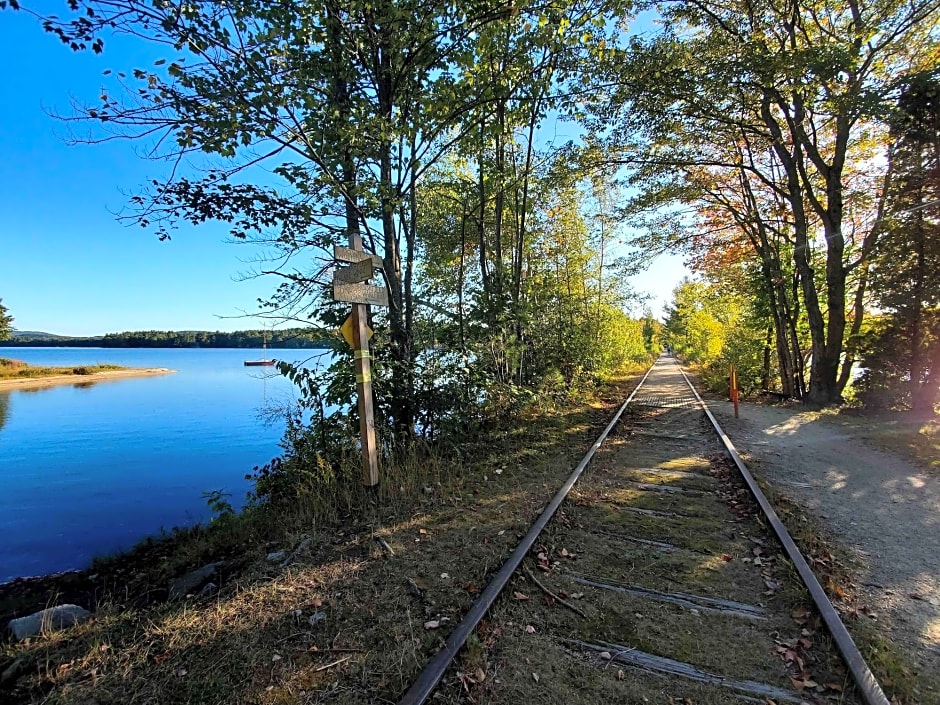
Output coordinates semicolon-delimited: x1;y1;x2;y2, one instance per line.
331;241;387;489
333;257;374;285
334;246;384;269
333;282;389;307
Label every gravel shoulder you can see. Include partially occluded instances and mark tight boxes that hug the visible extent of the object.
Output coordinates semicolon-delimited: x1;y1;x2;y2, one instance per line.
709;397;940;691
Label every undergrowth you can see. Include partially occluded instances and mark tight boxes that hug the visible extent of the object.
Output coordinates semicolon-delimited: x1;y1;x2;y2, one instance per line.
0;358;126;379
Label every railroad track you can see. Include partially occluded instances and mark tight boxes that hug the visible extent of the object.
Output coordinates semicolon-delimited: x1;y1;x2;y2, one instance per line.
399;355;888;705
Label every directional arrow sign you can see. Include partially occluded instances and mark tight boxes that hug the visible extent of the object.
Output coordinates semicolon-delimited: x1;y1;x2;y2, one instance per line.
333;282;389;307
333;257;374;285
334;246;384;270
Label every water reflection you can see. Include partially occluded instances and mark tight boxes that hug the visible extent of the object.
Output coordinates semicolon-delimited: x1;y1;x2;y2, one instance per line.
0;348;296;582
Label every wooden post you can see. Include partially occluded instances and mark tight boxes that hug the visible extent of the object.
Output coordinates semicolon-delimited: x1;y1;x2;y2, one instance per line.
348;234;380;487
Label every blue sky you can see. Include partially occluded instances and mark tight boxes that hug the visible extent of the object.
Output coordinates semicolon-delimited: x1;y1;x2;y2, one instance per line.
0;4;685;336
0;6;276;336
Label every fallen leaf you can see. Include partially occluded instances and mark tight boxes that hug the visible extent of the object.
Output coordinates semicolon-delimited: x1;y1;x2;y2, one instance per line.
532;673;539;682
419;529;428;535
272;654;282;662
570;592;584;599
721;554;733;562
513;592;530;601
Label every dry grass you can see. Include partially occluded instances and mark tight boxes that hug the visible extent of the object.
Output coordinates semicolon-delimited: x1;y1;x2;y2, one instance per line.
1;370;643;704
430;406;858;705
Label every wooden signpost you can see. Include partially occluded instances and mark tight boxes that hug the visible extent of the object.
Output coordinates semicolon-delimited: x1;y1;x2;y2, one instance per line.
332;242;386;487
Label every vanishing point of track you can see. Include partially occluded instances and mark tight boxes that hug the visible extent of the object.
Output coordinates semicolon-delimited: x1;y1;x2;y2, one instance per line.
398;355;889;705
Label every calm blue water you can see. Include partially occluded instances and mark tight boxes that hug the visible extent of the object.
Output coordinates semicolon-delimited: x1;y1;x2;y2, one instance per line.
0;347;324;583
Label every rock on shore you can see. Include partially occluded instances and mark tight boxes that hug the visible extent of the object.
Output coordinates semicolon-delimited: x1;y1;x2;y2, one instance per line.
8;604;91;640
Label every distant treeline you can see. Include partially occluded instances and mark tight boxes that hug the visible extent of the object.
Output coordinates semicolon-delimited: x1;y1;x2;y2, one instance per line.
6;329;333;349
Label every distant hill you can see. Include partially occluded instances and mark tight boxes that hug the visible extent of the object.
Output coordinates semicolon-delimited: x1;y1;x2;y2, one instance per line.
9;330;85;341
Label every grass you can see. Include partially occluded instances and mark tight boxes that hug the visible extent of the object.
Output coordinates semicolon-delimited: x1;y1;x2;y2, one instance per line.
6;365;921;705
0;358;126;380
0;367;647;704
842;412;939;471
435;405;856;705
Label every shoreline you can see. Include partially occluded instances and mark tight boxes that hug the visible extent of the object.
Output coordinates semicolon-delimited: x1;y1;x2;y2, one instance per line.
0;367;176;391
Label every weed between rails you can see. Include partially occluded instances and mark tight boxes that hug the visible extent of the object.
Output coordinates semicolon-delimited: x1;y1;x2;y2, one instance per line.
0;372;642;704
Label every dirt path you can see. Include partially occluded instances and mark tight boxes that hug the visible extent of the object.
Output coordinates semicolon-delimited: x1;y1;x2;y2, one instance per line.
0;368;174;391
709;397;940;691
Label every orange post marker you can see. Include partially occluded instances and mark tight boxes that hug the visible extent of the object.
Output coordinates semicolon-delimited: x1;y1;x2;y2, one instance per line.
730;364;739;418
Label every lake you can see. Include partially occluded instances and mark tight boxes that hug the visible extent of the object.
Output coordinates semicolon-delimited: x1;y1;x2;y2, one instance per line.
0;347;328;583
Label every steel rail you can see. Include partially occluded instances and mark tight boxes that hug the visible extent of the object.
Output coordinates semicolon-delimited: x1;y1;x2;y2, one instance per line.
673;359;890;705
397;362;656;705
398;356;890;705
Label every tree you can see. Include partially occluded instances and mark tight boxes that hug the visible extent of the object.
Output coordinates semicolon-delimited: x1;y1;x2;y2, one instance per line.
0;299;13;341
17;0;617;443
663;278;768;394
588;0;939;404
858;72;940;413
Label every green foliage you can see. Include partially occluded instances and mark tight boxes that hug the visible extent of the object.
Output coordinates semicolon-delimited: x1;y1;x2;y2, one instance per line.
4;328;330;348
664;278;770;395
857;73;940;413
202;489;235;521
663;280;735;364
0;358;127;380
0;298;12;341
587;0;939;404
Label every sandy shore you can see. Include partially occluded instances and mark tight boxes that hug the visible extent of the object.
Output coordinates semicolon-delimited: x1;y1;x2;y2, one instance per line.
0;367;176;391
